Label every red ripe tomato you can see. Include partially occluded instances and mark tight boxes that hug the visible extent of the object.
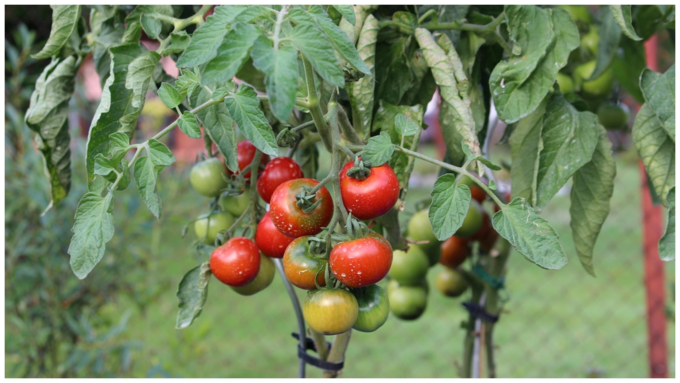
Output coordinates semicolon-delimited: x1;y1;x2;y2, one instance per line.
329;232;392;288
269;178;333;237
459;175;486;204
439;235;470;269
255;212;295;258
210;237;261;286
283;236;327;290
479;227;499;253
257;157;303;203
339;161;399;220
229;141;270;180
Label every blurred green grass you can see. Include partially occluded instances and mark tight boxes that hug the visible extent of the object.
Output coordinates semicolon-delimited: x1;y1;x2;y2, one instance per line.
10;145;673;378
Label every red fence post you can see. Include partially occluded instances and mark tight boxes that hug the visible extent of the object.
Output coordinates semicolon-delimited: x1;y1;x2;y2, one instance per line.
640;34;668;379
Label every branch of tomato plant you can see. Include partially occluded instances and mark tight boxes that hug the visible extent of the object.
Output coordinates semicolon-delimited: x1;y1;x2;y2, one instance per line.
322;330;352;378
420;12;511;55
302;57;333;152
273;258;307;378
156;5;213;53
247;150;263;238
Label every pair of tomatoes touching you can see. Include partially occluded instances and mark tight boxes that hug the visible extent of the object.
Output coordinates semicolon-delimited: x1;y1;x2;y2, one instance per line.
209;236;276;296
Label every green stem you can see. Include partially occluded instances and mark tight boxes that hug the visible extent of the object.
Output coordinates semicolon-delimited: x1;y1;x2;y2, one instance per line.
322;330;352;378
421;12;505;34
247;150;262;238
292;119;317;133
417;8;437;24
156;5;212;53
308;327;330;362
302;57;333;152
337;104;364;145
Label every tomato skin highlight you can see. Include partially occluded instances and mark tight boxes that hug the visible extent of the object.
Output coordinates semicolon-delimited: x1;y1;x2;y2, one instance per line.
194;211;235;245
303;289;358;335
255;212;295;258
352;284;390;332
330;233;393;288
339;161;400;220
190;158;228;197
257;157;303;203
269;178;333;238
231;254;275;296
210;237;261;287
439;235;470;269
229;141;270;180
283;236;327;290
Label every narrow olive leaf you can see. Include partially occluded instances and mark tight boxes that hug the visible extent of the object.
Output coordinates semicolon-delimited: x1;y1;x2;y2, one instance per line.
609;5;642;41
611;37;646;103
176;5;253;68
68;193;115;279
133;156;162;219
178;111;201;139
362;131;395;166
164;31;191;54
569;125;616;276
509;98;547;202
148;139;176;167
33;5;81;60
202;22;261;85
158;83;182;109
225;85;279;157
348;14;377;140
192;86;239;171
633;103;675;206
429;175;472;240
415;29;480;167
87;44;146;182
590;6;621;81
490;7;579;124
25;56;79;207
251;36;299;122
176;262;212;329
303;6;371;75
659;188;675;261
332;5;355;25
290;23;345;88
395;114;420;137
535;93;599;209
640;65;675;141
492;198;568;270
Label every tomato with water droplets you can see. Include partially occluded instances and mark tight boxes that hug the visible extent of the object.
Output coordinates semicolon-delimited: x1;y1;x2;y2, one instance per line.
257;157;304;203
269;178;333;238
210;237;261;287
329;232;392;288
255;212;295;258
339;161;399;220
283;236;327;290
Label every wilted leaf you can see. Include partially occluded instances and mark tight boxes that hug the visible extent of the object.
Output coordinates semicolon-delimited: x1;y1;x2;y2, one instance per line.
176;262;212;329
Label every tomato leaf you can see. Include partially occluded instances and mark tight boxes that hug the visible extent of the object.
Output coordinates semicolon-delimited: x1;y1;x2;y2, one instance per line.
175;68;200;99
418;5;470;45
191;86;239;171
225;85;279;157
108;132;131;166
609;5;642;41
202;22;261;85
395;114;420;137
176;262;212;329
251;36;299;122
164;31;191;54
290;23;345;88
659;188;675;261
178;111;201;139
133;156;161;219
569;125;616;276
590;6;621;81
362;131;395;166
158;83;183;109
332;5;355;25
640;65;675;141
68;193;115;279
509;97;547;203
148;139;176;167
490;6;579;124
633;103;675;206
429;174;472;241
492;198;567;270
141;13;162;40
347;14;378;139
374;36;413;105
535;93;599;209
25;56;79;208
126;51;161;109
611;37;646;103
32;5;81;60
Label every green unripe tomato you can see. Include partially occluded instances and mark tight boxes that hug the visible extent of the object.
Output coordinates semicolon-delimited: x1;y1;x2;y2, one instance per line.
231;254;275;296
352;284;390;332
388;284;428;321
303;289;358;335
386;278;429;296
435;267;469;298
190;158;229;197
580;25;599;56
407;210;440;249
597;102;630;130
219;192;250;216
455;200;483;238
574;61;614;99
556;73;575;94
194;211;235;244
388;246;430;285
412;243;440;267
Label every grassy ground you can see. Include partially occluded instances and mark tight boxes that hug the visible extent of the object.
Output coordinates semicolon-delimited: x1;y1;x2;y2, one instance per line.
8;146;674;378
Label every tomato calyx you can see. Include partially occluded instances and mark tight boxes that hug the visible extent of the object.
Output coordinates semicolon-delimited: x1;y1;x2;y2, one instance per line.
275;126;300;147
344;156;372;181
295;185;326;213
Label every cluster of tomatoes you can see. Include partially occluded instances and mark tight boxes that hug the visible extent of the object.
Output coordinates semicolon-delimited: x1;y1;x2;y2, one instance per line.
388;175;499;320
189;140;405;335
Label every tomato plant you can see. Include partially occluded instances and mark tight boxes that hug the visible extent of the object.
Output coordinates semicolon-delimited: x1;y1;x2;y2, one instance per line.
28;3;674;378
352;284;390;333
